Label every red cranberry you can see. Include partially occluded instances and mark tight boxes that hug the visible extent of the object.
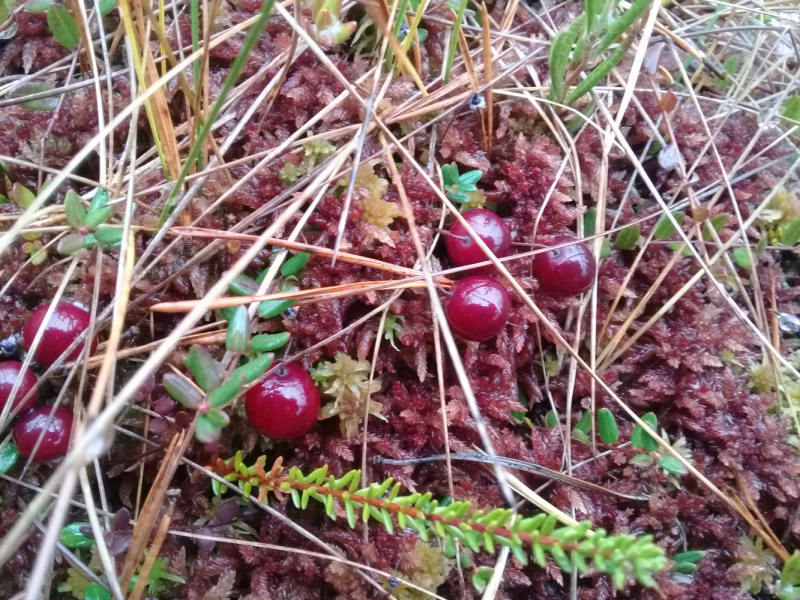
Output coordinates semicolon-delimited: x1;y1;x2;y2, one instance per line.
23;302;98;367
13;405;73;461
532;236;596;296
245;363;320;440
0;361;39;414
447;209;511;273
445;276;511;342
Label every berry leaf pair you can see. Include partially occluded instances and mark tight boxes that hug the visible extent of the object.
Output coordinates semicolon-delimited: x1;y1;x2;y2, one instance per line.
441;163;482;203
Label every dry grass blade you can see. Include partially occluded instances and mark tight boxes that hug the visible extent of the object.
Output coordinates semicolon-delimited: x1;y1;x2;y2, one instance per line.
128;490;178;600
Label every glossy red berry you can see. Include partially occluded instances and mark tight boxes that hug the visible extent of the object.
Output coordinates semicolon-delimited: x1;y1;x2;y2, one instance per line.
446;276;511;342
446;209;511;272
0;361;39;414
532;236;596;296
13;405;73;461
23;302;98;367
245;363;320;440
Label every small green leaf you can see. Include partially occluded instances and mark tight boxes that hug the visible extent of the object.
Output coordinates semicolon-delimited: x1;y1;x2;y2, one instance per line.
597;408;619;444
668;241;694;256
471;574;487;594
258;299;294;319
631;412;658;451
0;0;14;22
8;82;59;111
98;0;114;14
84;205;113;229
628;453;654;467
87;188;109;214
226;305;250;353
574;410;592;434
25;0;52;11
783;551;800;586
59;522;94;548
783;218;800;246
458;170;482;185
713;55;739;89
441;163;458;187
195;414;222;443
12;183;35;209
447;190;471;203
47;4;80;50
185;346;225;392
63;190;86;229
545;411;557;428
232;352;274;384
654;211;685;239
204;408;229;428
673;550;705;565
658;455;687;476
548;14;585;102
674;562;698;574
583;208;597;235
702;214;729;241
57;232;86;255
83;583;111;600
600;238;611;259
162;372;204;409
281;252;310;276
573;429;590;444
783;96;800;122
229;274;259;296
250;332;290;352
732;247;751;269
615;224;640;249
457;182;477;192
94;225;123;245
0;442;19;473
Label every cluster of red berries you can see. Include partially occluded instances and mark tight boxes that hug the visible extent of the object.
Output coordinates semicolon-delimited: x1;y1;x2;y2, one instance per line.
1;302;97;461
445;209;596;342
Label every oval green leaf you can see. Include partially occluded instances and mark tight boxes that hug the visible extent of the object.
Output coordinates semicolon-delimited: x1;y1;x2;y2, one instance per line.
615;224;640;250
59;522;94;548
631;412;658;451
185;346;224;392
783;218;800;246
732;247;751;269
597;408;618;444
0;442;19;473
702;213;729;241
457;170;482;186
545;411;557;428
94;224;123;245
783;551;800;586
47;4;80;50
8;82;58;111
258;299;294;318
195;414;222;443
574;410;592;434
658;455;687;476
84;583;111;600
225;305;250;353
25;0;52;11
653;211;685;239
98;0;114;14
250;331;290;352
281;252;310;276
64;190;86;228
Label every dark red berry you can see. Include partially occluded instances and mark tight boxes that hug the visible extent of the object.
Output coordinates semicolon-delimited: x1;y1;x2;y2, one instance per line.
13;405;73;461
245;363;320;440
0;361;39;414
23;302;98;367
446;276;511;342
532;236;596;296
447;209;511;272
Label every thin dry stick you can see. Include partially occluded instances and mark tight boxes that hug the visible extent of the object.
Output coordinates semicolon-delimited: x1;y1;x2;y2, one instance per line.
128;490;178;600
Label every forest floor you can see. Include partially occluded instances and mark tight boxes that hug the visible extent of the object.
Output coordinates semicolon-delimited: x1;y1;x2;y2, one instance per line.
1;0;800;598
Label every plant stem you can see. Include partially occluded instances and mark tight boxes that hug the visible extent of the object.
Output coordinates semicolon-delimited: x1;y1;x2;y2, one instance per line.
443;0;468;84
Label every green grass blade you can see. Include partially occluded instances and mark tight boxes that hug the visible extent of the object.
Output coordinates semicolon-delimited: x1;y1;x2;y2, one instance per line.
158;0;277;226
565;37;630;105
548;14;585;102
594;0;651;56
442;0;468;84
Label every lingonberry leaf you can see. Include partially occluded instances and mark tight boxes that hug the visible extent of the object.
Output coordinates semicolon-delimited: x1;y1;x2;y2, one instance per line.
597;408;618;444
250;332;290;352
226;305;251;353
458;182;477;192
258;299;294;318
84;205;112;229
448;190;471;203
47;4;80;49
441;163;458;186
281;252;310;276
60;522;94;548
63;190;86;229
0;441;19;473
24;0;52;11
87;188;109;213
162;372;203;409
185;346;225;392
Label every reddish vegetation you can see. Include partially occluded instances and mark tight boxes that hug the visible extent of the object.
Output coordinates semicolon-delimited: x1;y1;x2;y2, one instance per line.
0;2;799;600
